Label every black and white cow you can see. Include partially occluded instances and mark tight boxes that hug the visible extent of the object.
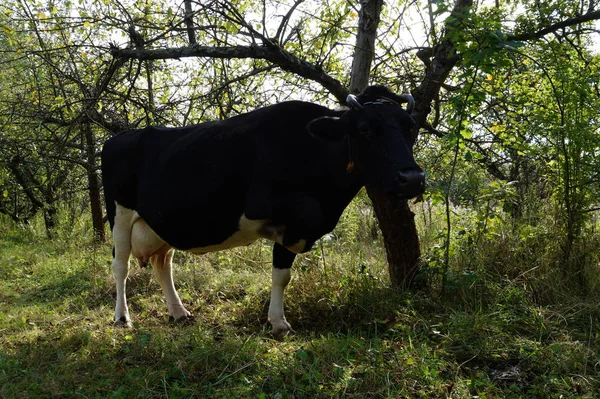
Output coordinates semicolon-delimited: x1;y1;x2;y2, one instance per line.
101;85;425;335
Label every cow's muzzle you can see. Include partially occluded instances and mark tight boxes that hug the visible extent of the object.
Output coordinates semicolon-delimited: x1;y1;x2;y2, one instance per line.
394;169;426;199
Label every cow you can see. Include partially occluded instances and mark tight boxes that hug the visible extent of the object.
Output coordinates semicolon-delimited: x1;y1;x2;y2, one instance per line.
101;85;425;335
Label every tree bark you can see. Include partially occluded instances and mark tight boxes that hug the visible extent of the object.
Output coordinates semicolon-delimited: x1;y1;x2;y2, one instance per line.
83;123;106;242
349;0;383;94
349;0;422;287
367;188;421;288
43;207;57;239
411;0;473;133
184;0;197;45
110;44;349;103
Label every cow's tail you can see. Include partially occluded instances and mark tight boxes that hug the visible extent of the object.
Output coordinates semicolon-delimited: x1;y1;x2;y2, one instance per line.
106;195;116;259
104;189;116;232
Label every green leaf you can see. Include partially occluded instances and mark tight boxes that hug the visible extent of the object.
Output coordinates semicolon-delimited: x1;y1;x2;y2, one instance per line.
223;21;239;34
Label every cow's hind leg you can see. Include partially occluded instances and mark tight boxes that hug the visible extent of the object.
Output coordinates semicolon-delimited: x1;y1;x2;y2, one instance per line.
112;204;134;327
150;249;193;323
268;243;295;336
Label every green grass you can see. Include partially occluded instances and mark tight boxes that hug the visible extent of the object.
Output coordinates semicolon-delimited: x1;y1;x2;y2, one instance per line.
1;207;599;398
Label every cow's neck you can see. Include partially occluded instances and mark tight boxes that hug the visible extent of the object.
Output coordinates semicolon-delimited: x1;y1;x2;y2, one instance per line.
323;134;365;207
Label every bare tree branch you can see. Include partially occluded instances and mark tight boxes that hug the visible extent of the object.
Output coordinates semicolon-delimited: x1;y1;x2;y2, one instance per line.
110;44;349;103
507;9;600;42
275;0;305;43
184;0;197;45
411;0;473;133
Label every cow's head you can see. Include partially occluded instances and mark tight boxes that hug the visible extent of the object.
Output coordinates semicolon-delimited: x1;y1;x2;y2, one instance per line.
308;86;425;198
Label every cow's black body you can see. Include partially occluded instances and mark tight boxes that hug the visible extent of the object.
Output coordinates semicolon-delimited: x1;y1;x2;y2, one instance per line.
102;101;358;254
101;86;425;333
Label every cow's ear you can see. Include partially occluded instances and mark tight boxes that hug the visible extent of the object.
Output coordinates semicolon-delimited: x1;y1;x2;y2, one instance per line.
307;116;346;141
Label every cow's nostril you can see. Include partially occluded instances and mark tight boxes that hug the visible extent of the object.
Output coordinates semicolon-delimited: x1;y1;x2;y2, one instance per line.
398;170;424;184
396;169;426;197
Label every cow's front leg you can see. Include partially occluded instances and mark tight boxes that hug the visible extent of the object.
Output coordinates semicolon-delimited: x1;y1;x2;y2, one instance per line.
268;243;295;336
150;249;193;323
275;194;322;253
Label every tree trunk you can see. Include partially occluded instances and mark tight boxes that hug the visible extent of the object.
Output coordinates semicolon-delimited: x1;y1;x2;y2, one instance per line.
43;206;58;239
83;123;106;241
349;0;422;287
184;0;197;45
349;0;383;94
367;187;421;287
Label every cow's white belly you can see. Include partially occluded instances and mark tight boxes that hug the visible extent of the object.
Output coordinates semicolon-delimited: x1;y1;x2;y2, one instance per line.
187;215;278;254
188;215;307;254
128;210;305;257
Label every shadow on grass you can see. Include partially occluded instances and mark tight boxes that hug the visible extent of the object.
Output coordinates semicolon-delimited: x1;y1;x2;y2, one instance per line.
2;268;600;398
1;315;381;399
0;323;236;398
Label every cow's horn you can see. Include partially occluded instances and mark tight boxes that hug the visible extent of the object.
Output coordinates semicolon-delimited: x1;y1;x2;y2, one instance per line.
398;94;415;114
346;94;363;110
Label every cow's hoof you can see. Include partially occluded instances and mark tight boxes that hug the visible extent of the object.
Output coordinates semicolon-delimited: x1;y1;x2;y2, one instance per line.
169;315;196;325
114;316;132;328
271;321;294;338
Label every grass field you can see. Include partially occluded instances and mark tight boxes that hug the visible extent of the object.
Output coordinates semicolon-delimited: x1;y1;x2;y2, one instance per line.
1;202;599;398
